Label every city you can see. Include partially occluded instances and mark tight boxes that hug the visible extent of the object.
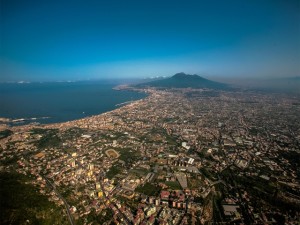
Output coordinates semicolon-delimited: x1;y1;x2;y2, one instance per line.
1;0;300;224
1;87;299;224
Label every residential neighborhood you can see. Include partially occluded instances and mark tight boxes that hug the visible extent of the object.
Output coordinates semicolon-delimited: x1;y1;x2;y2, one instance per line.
1;87;299;224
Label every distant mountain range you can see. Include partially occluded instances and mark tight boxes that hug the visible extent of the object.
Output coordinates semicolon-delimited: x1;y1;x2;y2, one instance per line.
136;72;229;90
250;76;300;93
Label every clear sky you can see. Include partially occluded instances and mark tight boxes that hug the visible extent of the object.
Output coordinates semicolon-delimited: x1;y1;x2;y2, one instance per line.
1;0;299;81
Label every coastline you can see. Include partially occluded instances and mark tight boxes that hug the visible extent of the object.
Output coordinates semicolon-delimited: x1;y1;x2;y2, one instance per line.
1;86;300;224
3;87;152;132
46;88;152;130
0;85;148;130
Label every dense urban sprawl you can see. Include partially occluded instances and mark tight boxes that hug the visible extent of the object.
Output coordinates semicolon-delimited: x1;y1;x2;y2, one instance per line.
1;87;300;224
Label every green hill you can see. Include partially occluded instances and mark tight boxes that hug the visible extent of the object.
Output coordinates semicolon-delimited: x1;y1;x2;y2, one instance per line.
0;172;67;225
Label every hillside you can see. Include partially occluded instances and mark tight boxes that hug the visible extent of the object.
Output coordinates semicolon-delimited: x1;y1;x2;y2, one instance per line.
136;72;229;89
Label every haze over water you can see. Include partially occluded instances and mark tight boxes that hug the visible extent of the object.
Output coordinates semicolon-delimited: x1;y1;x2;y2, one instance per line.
0;80;147;124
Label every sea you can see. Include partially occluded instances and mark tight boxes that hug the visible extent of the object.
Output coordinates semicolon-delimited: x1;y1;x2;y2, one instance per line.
0;80;147;125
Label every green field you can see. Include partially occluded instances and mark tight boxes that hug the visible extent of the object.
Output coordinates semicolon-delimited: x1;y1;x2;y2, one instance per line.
106;165;121;179
0;129;13;139
165;181;182;190
136;182;161;196
31;128;61;149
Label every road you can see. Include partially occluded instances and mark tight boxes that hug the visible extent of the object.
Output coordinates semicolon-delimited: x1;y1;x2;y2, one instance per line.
42;175;75;225
22;157;75;225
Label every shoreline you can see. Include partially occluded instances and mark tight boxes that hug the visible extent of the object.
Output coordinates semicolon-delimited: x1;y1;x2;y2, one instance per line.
0;86;149;130
3;88;152;132
46;90;151;130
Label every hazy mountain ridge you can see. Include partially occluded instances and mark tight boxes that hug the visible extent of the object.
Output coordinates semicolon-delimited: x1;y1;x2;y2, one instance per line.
136;72;230;90
224;76;300;94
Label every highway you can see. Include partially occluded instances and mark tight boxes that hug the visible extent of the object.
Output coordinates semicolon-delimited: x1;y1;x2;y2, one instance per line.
42;175;75;225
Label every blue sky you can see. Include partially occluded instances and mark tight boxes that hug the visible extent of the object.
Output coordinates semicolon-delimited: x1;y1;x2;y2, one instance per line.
1;0;299;81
